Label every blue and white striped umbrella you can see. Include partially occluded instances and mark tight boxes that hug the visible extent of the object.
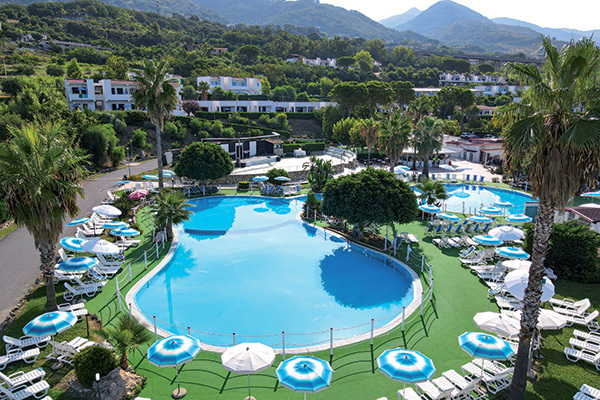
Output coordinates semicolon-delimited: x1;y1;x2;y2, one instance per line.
103;221;129;229
480;206;502;215
147;335;202;368
437;212;461;222
394;166;411;174
67;217;90;227
23;311;77;337
467;216;492;223
506;214;533;223
114;180;130;186
111;227;140;237
275;176;291;181
473;235;504;246
495;246;530;259
163;170;175;177
377;349;435;384
418;205;441;214
60;237;87;253
142;174;159;180
147;335;202;396
582;191;600;198
493;201;514;208
458;332;515;360
57;257;98;272
276;356;333;397
253;175;269;182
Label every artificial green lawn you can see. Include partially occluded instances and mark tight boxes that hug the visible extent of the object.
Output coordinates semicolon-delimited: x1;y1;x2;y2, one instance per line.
3;195;600;399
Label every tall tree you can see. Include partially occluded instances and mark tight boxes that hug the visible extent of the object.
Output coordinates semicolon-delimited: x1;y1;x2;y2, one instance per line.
363;81;394;117
132;60;178;190
329;82;368;117
359;118;379;163
197;81;210;101
377;111;413;172
104;55;129;80
496;37;600;400
391;81;416;109
0;123;85;311
413;116;444;178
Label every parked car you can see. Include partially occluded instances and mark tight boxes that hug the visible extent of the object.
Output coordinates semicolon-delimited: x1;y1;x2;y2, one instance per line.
460;132;475;140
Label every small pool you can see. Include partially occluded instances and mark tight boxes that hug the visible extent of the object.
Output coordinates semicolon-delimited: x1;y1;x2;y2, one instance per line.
134;196;417;349
414;184;532;215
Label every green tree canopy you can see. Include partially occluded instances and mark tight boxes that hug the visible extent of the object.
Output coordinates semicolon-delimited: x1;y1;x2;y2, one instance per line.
81;123;119;167
322;168;418;227
332;117;361;145
66;58;83;79
103;55;129;80
329;81;368;117
363;81;394;117
391;81;415;108
174;141;233;182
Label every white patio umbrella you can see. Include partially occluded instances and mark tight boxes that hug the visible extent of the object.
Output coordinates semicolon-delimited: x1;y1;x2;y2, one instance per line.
509;309;567;331
92;204;122;218
501;260;531;271
221;342;275;400
504;269;555;303
488;226;525;242
81;238;120;255
473;312;520;339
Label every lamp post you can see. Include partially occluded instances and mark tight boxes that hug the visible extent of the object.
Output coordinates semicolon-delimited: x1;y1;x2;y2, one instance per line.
126;146;132;177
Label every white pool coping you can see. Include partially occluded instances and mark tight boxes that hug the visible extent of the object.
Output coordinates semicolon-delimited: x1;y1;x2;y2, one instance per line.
126;195;423;354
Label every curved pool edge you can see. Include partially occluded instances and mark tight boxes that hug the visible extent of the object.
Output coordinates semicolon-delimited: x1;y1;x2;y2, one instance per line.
125;195;423;354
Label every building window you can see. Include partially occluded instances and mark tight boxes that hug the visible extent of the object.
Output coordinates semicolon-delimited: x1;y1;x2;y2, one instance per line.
210;80;219;86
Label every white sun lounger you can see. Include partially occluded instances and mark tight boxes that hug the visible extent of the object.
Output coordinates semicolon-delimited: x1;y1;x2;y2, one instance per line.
46;338;94;366
564;346;600;370
97;254;123;268
578;384;600;400
570;338;600;354
58;303;88;320
63;282;99;302
397;387;421;400
462;360;513;394
573;330;600;345
551;298;592;317
3;335;50;352
0;379;49;400
441;370;486;399
0;348;40;370
415;381;453;399
0;367;46;390
564;310;600;331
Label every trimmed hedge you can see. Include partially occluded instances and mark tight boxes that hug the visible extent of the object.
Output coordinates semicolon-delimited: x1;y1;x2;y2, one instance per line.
238;181;250;190
283;142;325;153
192;112;318;120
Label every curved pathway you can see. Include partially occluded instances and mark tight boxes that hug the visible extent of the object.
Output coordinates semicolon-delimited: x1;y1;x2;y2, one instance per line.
0;159;158;322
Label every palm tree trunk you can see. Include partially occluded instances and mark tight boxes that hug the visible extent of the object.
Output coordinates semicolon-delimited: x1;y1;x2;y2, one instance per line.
156;124;164;191
39;242;58;312
508;199;554;400
411;156;417;171
367;148;371;164
423;156;430;178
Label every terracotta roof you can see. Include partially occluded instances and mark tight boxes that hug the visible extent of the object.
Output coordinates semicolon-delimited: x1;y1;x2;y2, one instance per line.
110;80;135;84
66;79;86;83
565;206;600;223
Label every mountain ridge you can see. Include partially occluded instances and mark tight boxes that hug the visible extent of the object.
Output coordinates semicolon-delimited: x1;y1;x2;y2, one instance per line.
378;7;421;29
492;17;598;43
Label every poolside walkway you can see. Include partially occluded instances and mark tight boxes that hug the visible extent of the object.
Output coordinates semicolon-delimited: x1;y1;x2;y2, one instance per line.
0;159;158;322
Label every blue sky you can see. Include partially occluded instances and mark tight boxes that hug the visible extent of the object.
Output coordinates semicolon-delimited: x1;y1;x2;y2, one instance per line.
320;0;600;31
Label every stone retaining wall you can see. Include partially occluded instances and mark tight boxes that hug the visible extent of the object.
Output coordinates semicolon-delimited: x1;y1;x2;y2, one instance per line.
216;163;346;185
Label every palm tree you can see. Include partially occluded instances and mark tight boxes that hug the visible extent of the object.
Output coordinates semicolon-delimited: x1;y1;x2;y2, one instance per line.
408;96;432;170
377;110;412;173
414;179;448;206
151;192;194;240
497;37;600;400
197;80;210;101
100;313;152;369
302;156;333;193
0;123;85;311
413;116;444;179
359;118;379;164
132;60;178;191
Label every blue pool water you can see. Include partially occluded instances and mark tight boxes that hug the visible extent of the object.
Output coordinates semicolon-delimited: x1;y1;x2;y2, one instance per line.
414;185;533;215
135;196;415;348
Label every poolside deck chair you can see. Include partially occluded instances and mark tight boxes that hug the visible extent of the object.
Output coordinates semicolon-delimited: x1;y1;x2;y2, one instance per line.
461;236;478;247
58;303;88;320
53;269;85;284
550;298;591;315
46;338;94;366
459;246;476;258
102;191;118;205
472;175;478;183
564;346;600;370
574;393;595;400
63;282;98;302
397;387;421;400
496;296;522;310
434;236;458;249
424;224;435;236
431;174;437;181
446;173;451;182
3;335;49;353
97;254;123;268
570;338;600;354
415;381;453;399
573;330;600;345
431;224;444;236
464;175;470;183
442;224;455;235
93;265;121;278
400;232;419;244
462;360;513;394
564;310;600;331
579;384;600;400
0;379;49;400
441;371;485;399
0;368;45;390
0;348;40;370
451;174;457;183
459;251;486;266
480;176;485;183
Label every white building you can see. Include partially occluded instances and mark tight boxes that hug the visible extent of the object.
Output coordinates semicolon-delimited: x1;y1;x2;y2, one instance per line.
286;55;337;68
445;137;504;164
473;85;528;96
477;105;497;116
65;78;183;112
192;100;333;113
197;76;262;95
439;73;507;86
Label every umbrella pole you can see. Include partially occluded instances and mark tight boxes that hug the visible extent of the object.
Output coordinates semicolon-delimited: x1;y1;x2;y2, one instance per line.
176;366;180;392
304;393;306;400
248;374;251;398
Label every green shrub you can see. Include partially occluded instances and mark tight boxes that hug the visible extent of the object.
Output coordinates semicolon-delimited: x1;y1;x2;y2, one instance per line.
266;168;290;186
227;113;249;125
164;122;186;141
0;200;8;224
110;145;126;168
237;181;250;190
523;221;600;282
283;142;325;153
131;129;150;149
112;195;136;219
303;191;320;217
124;110;147;126
73;346;117;388
45;64;64;77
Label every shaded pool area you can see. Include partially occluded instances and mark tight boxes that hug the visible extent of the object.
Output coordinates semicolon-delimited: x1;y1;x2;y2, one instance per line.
134;196;418;349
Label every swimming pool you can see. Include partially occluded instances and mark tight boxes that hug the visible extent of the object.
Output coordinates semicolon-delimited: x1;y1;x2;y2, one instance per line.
415;185;532;215
133;196;419;349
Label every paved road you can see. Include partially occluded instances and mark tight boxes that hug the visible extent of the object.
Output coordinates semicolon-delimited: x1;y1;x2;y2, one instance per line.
0;159;158;322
